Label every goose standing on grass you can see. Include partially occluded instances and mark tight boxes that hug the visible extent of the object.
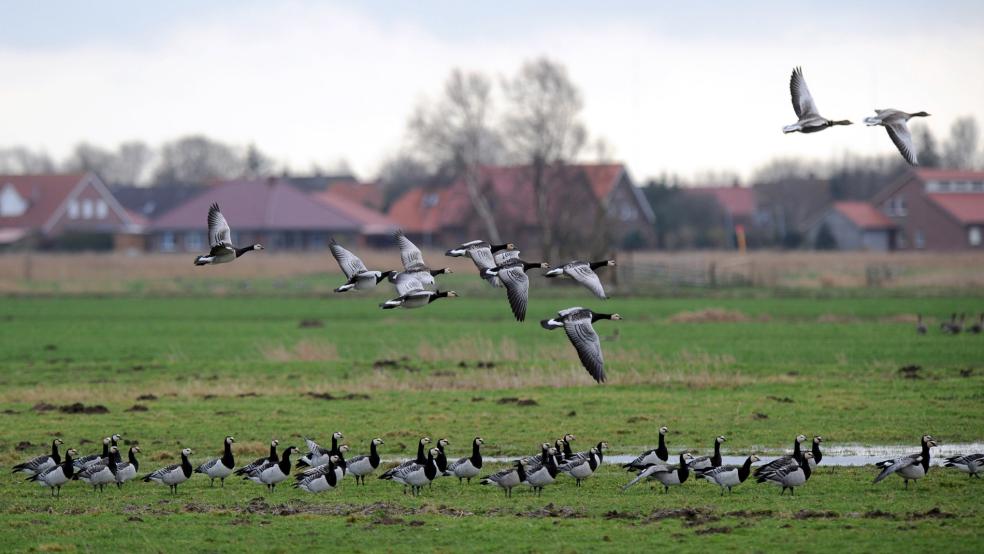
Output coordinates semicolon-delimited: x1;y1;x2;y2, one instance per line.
481;257;549;322
782;67;852;134
873;435;938;488
570;441;608;464
115;446;141;488
521;443;555;472
143;448;193;494
29;448;77;497
329;238;392;292
249;446;299;492
193;203;263;265
380;437;431;494
297;432;344;469
944;453;984;478
74;436;115;469
481;460;528;497
863;109;931;165
235;439;278;477
916;314;927;335
808;436;824;469
544;260;616;299
445;240;516;285
558;447;601;487
379;281;458;310
558;434;576;461
624;426;670;471
394;231;452;285
688;436;726;471
757;452;814;495
195;436;236;487
346;438;384;485
623;452;694;493
294;455;341;493
541;307;622;383
434;438;451;477
12;438;63;476
969;313;983;334
387;447;440;497
753;434;807;479
445;437;484;483
76;446;119;492
523;447;561;496
698;455;760;495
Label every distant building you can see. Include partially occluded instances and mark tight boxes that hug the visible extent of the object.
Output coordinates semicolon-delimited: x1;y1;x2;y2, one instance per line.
111;183;207;221
0;173;140;250
871;169;984;251
684;184;760;247
805;201;897;251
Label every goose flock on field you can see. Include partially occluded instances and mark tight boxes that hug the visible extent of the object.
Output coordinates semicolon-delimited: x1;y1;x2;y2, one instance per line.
12;431;981;498
921;313;984;335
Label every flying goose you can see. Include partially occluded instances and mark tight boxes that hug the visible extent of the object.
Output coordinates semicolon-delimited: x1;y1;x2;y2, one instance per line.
294;455;341;493
193;203;263;265
688;436;726;471
114;446;141;488
480;460;528;497
623;452;694;493
943;453;984;478
235;439;278;477
297;432;344;469
698;455;760;495
482;257;549;321
544;260;616;299
29;448;78;497
558;447;601;487
873;435;938;488
624;426;670;471
329;238;392;292
195;436;236;487
245;445;299;491
379;283;458;310
394;230;452;285
523;447;561;496
916;314;927;335
753;434;807;479
541;307;622;383
388;272;427;297
782;67;852;134
76;446;119;491
74;435;117;469
445;240;516;286
346;438;385;485
12;438;64;476
445;437;484;483
757;452;814;495
143;448;194;494
863;109;930;165
387;447;441;497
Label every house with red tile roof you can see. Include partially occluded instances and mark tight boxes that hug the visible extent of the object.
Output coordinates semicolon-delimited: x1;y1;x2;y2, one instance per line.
387;163;654;251
805;201;897;251
0;172;139;249
871;169;984;250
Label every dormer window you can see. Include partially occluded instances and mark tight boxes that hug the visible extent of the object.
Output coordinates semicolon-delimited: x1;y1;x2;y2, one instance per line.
0;183;29;217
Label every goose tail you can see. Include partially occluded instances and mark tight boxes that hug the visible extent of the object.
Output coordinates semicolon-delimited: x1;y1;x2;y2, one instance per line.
544;267;564;278
782;123;800;134
194;256;213;266
863;116;881;126
540;318;563;330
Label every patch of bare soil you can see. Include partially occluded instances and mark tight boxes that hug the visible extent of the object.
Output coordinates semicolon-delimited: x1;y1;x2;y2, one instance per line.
304;392;371;401
793;510;838;519
58;403;109;414
496;397;539;406
515;503;585;519
125;405;148;412
908;507;955;520
643;507;719;527
669;308;750;323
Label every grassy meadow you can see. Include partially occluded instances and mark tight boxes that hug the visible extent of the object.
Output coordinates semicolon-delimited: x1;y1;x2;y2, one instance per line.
1;289;983;552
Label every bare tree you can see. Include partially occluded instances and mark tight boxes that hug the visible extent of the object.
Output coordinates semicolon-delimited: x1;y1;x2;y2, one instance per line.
942;116;980;169
911;123;941;168
408;69;504;242
152;135;245;185
113;141;154;185
244;143;275;178
0;147;56;174
502;58;587;258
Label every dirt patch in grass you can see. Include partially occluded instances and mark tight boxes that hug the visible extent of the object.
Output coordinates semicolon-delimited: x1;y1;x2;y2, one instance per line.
516;503;585;519
496;397;539;406
261;340;338;362
124;404;148;412
694;526;733;535
669;308;750;323
304;392;371;401
643;507;719;526
58;403;109;414
908;507;955;520
793;510;839;519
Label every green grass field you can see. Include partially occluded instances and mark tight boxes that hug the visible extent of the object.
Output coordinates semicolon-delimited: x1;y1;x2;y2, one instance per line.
1;292;983;553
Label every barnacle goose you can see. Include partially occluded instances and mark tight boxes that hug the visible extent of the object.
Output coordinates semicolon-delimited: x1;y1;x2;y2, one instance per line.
297;432;344;469
329;238;392;292
523;447;561;496
558;434;576;461
481;460;528;497
445;240;516;286
969;313;983;334
873;435;938;488
76;446;120;491
143;448;194;494
624;426;670;471
294;455;341;493
521;443;556;472
114;446;141;488
235;439;279;477
782;66;852;134
193;203;263;265
12;438;64;476
863;109;931;165
558;447;600;487
394;230;452;285
74;435;117;469
688;436;726;471
346;438;384;485
379;437;431;493
388;272;427;297
385;447;440;497
544;260;616;299
195;436;236;487
753;434;807;479
246;446;300;491
541;307;622;383
944;453;984;478
379;283;458;310
481;256;549;321
808;436;823;469
445;437;484;483
434;438;450;474
698;455;760;495
29;448;78;497
623;452;694;493
757;452;814;495
569;441;608;464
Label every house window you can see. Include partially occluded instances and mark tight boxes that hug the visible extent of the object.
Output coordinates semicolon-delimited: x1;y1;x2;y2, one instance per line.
914;229;925;250
886;196;907;216
185;232;203;251
161;232;176;252
68;200;80;219
0;183;29;217
95;199;108;219
81;199;94;219
422;193;439;208
970;226;982;247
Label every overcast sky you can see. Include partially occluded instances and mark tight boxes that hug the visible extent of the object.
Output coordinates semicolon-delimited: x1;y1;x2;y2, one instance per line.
2;1;983;183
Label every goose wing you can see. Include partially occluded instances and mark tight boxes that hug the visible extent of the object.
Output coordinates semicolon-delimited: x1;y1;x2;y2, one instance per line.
497;265;530;321
790;67;820;119
563;312;606;382
566;263;607;299
885;120;918;165
207;203;233;248
873;454;920;483
494;249;521;265
392;273;425;296
329;239;369;279
395;231;427;271
468;245;496;270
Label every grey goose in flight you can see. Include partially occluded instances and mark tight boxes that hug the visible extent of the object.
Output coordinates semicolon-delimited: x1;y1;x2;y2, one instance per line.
194;203;263;265
782;67;852;134
863;109;930;165
541;307;622;383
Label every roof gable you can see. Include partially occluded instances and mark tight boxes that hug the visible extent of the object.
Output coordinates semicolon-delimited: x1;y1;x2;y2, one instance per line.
926;194;984;225
833;201;895;229
0;173;86;229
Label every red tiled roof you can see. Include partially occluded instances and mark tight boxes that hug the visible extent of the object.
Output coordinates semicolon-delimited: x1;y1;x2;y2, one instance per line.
687;186;757;218
387;186;470;234
926;194;984;225
324;181;383;210
310;191;397;234
833;202;896;229
580;164;625;199
0;173;86;228
150;179;363;231
915;169;984;182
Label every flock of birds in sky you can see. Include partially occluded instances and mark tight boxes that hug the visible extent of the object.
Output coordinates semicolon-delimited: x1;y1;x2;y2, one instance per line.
12;432;982;498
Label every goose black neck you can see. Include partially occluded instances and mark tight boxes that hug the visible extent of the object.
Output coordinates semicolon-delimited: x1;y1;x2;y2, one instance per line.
377;271;395;283
544;452;559;477
62;453;75;478
801;460;813;481
429;268;445;276
490;243;510;253
563;441;574;459
470;440;483;467
712;440;722;465
128;448;139;470
330;435;339;455
415;440;427;464
424;452;438;480
101;441;110;458
812;441;822;463
589;261;610;270
235;245;258;258
793;440;803;463
515;462;527;481
677;453;690;483
268;443;279;462
50;441;61;464
429;291;449;302
326;461;337;485
522;261;545;271
222;440;234;467
278;450;293;474
657;433;668;459
113;448;123;464
435;446;448;472
595;442;605;463
921;440;932;471
108;455;118;475
369;442;380;465
738;457;754;482
180;452;193;477
592;313;615;323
